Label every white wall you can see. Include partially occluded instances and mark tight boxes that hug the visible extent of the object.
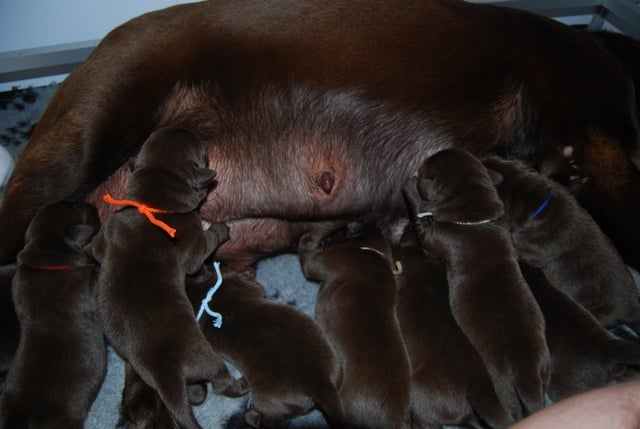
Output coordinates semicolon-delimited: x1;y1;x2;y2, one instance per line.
0;0;196;91
0;0;198;52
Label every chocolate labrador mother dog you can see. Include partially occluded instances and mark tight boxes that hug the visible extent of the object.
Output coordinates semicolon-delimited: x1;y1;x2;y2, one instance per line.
2;0;640;270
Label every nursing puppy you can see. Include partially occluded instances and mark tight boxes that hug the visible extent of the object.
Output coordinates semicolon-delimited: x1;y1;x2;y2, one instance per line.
483;156;640;331
393;227;512;429
299;229;411;429
87;128;248;429
520;264;640;401
403;148;550;421
185;263;348;428
0;201;105;428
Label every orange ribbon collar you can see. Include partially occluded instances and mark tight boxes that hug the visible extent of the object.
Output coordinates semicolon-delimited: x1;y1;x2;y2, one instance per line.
103;194;177;238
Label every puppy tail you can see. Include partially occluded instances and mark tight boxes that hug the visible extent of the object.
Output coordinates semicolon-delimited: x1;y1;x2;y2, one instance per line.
314;382;350;429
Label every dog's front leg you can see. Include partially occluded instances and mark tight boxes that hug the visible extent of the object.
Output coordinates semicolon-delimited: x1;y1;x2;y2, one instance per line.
297;233;327;282
185;222;230;275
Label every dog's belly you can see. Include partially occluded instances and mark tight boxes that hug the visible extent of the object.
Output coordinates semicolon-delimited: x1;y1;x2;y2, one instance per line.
86;85;454;267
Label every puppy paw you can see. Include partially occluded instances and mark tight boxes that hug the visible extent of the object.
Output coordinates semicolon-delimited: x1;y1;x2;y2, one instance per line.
214;375;250;398
402;178;427;219
509;352;550;417
209;222;230;242
297;232;319;252
187;382;208;405
243;409;263;429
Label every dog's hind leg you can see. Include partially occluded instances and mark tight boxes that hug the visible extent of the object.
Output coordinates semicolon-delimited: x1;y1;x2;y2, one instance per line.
467;380;515;429
121;363;175;429
147;370;203;429
313;382;349;429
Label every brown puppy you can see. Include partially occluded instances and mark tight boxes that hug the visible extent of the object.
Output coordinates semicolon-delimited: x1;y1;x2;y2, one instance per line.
0;201;105;428
483;156;640;331
393;227;513;429
299;229;411;429
403;148;550;421
519;263;640;402
185;263;348;428
87;128;248;429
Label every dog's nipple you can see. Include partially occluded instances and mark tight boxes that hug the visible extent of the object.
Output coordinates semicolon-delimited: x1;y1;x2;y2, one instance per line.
317;171;335;195
562;145;574;158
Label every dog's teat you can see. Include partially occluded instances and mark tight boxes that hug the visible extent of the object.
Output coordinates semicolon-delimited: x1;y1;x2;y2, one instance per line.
317;171;335;195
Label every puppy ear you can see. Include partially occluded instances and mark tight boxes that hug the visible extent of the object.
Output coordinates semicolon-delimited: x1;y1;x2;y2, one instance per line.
127;156;138;172
65;224;99;251
85;230;106;263
416;177;436;200
487;169;503;186
192;168;217;189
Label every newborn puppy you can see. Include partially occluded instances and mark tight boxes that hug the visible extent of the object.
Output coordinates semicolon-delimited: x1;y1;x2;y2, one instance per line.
88;128;248;429
403;148;550;421
299;229;411;429
0;201;105;428
482;156;640;330
185;263;347;428
393;227;513;429
520;263;640;402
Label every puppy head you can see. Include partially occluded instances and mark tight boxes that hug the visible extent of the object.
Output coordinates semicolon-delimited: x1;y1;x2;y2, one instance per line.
126;128;216;212
17;201;100;267
416;148;504;223
483;156;555;225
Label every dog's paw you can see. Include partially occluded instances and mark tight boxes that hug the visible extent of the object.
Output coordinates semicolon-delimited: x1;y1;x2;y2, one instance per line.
208;222;230;243
506;351;550;418
187;382;208;405
243;409;263;429
215;375;250;398
297;232;320;252
485;341;550;421
402;178;428;219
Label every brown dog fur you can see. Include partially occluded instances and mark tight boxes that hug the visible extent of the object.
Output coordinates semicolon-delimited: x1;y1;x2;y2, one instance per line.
120;363;175;429
403;148;550;421
393;227;512;429
0;201;105;428
299;229;411;429
2;1;640;271
519;263;640;402
120;362;209;429
483;156;640;331
87;128;248;429
185;263;348;428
